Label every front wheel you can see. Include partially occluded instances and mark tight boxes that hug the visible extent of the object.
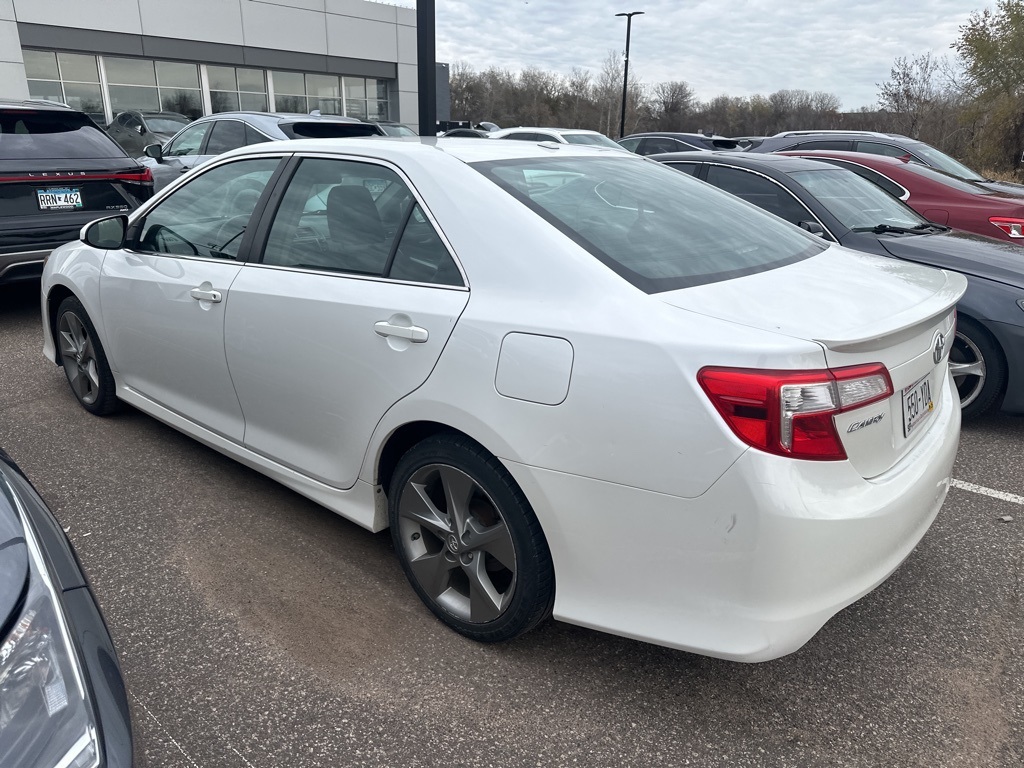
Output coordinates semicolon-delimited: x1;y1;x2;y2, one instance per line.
950;316;1006;418
388;434;554;642
56;296;119;415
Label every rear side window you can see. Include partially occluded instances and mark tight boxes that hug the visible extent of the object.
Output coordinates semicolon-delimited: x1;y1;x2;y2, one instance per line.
640;137;698;155
704;165;811;226
856;141;911;159
810;158;908;199
205;120;246;154
474;155;824;293
0;110;126;159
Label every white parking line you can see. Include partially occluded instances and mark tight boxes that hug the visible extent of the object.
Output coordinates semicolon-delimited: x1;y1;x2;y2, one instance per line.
951;479;1024;506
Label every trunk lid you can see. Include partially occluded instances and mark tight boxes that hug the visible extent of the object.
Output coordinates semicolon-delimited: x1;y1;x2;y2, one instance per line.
661;246;966;477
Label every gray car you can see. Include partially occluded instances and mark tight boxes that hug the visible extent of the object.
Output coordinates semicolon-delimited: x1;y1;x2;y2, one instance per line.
106;110;191;156
140;111;384;191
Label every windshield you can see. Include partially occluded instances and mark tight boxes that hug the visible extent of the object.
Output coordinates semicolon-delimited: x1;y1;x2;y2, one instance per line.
909;142;985;181
145;116;189;133
379;123;418;137
473;155;824;293
790;168;926;231
562;133;623;149
0;111;126;159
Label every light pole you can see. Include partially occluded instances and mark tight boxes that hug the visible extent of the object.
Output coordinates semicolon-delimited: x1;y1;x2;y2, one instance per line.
615;10;644;139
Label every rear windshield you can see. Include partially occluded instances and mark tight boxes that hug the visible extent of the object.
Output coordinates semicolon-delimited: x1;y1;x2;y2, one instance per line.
279;121;381;139
907;142;985;182
0;110;126;159
562;133;623;149
473;155;824;293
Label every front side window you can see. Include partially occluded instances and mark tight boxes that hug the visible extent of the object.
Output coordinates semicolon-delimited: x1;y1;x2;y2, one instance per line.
164;122;210;156
136;158;280;259
263;157;461;285
474;156;824;293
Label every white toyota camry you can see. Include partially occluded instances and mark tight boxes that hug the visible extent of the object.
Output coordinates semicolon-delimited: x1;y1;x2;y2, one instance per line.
41;138;966;662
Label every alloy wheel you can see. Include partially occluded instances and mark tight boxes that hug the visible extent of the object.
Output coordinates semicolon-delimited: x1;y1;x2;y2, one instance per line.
58;311;101;406
949;330;986;409
396;463;517;624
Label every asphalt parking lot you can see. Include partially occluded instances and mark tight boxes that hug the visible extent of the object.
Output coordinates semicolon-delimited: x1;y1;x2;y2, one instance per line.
1;280;1022;768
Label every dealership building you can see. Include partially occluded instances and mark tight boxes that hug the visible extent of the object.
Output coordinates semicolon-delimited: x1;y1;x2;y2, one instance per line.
0;0;419;126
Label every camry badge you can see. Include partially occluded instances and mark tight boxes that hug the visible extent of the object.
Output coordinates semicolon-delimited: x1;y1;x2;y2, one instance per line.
932;331;946;365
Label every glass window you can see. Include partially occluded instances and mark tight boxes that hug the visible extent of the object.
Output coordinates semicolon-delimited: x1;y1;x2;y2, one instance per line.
388;204;462;286
306;74;339;98
791;140;852;151
664;162;700;176
239;93;268;112
23;50;59;80
156;61;199;90
137;158;280;259
144;115;188;134
164;122;211;157
704;166;811;226
263;157;413;276
210;91;240;113
344;77;366;100
374;80;388;100
108;84;160;112
856;141;909;159
205;120;246;155
473;156;824;293
617;137;641;152
105;57;156;86
207;66;237;92
245;125;271;146
789;168;925;231
236;68;265;93
344;100;367;119
57;53;98;83
274;94;306;113
893;141;985;181
272;70;305;96
61;83;105;123
0;110;124;160
26;80;64;104
160;89;202;119
563;133;621;149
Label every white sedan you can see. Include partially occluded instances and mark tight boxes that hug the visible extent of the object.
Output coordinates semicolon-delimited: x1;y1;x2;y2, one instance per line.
41;138;966;662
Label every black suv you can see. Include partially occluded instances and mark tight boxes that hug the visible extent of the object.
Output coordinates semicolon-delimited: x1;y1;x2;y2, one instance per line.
747;130;1024;195
0;100;153;285
618;132;742;155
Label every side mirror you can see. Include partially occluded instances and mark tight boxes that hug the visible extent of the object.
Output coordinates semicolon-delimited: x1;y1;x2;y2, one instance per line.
798;220;826;238
82;215;128;250
144;143;164;162
135;124;146;135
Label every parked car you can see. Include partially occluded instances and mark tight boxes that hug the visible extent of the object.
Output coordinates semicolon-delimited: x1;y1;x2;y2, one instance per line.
487;126;624;148
778;150;1024;246
139;111;383;191
0;99;153;285
618;131;742;154
41;138;964;662
652;150;1024;417
0;447;135;767
749;130;1024;195
441;128;491;138
106;110;191;155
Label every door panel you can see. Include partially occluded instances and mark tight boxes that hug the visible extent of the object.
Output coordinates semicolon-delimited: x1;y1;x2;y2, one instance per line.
225;269;468;486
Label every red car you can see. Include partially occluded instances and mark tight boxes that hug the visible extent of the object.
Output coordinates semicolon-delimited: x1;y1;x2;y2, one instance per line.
777;150;1024;245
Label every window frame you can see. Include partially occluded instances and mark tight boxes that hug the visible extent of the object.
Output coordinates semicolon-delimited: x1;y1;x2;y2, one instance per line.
248;152;468;289
126;152;290;263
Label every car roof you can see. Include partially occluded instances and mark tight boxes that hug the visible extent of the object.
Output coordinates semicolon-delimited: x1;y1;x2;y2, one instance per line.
0;98;77;112
651;150;833;172
625;132;731;140
493;127;603;135
217;136;639;165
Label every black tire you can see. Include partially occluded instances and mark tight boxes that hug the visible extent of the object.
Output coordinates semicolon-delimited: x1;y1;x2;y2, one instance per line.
951;316;1006;418
388;434;554;642
55;296;119;416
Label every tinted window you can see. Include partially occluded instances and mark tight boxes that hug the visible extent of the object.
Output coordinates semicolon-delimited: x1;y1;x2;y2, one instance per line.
788;168;924;231
618;137;641;152
641;137;698;155
663;162;700;176
136;158;279;259
704;166;811;225
164;122;210;156
245;124;271;146
791;140;852;151
474;156;824;293
205;120;246;155
144;116;189;134
856;141;910;159
0;111;126;159
388;204;463;285
502;133;542;142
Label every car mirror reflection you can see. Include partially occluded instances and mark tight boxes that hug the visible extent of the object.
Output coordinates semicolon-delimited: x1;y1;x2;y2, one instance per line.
82;215;128;249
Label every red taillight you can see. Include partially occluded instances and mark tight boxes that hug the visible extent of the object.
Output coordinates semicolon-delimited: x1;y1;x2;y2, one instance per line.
989;217;1024;238
0;168;153;184
697;364;894;461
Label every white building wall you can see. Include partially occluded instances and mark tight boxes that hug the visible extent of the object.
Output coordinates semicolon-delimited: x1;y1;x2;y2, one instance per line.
1;0;418;121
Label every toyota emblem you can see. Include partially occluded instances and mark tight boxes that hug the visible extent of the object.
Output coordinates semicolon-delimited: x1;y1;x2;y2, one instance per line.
932;331;946;365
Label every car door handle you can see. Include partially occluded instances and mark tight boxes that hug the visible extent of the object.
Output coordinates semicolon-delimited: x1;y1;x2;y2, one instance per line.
190;288;222;303
374;321;428;342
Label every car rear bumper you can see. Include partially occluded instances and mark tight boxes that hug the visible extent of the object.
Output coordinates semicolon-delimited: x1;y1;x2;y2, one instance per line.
503;371;960;662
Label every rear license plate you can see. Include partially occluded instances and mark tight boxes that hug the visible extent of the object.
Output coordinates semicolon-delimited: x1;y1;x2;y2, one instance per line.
37;187;83;211
902;373;935;437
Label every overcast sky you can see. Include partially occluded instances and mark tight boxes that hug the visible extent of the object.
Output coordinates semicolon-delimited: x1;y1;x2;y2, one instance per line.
412;0;976;110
